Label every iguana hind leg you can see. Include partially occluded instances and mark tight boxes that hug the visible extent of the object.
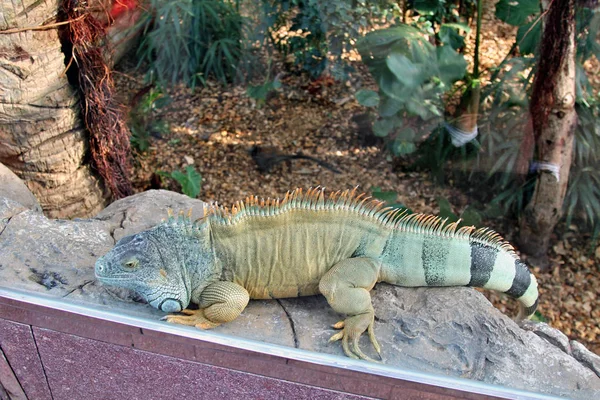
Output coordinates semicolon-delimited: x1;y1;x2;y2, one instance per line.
319;257;382;361
163;281;249;329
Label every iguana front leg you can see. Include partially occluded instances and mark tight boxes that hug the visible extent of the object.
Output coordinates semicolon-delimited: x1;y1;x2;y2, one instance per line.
319;257;382;361
163;281;250;329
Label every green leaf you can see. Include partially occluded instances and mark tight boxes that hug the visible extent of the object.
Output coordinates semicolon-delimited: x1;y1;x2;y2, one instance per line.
484;203;504;219
371;189;398;203
413;0;443;14
247;79;281;104
436;46;467;85
356;89;380;107
130;125;151;152
247;85;269;101
378;96;403;117
440;22;471;34
391;139;417;156
357;25;425;60
396;127;416;141
531;311;547;323
460;206;483;227
171;165;202;198
149;120;170;136
495;0;540;26
587;14;600;62
405;97;437;119
152;94;172;109
373;118;395;137
436;196;458;222
378;69;410;102
439;25;465;50
516;19;541;55
386;53;423;88
409;40;436;67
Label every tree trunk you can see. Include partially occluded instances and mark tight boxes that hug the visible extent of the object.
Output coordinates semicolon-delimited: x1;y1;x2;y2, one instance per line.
0;0;108;218
518;0;577;268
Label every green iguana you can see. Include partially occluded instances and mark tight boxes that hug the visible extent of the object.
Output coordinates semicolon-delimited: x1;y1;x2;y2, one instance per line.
95;187;539;361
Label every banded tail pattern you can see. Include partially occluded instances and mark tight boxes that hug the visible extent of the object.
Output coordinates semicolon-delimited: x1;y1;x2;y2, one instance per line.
466;241;538;319
377;209;539;320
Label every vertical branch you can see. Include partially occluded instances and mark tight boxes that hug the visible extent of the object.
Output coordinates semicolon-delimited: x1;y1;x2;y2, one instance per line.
519;0;577;267
449;1;482;137
473;0;482;78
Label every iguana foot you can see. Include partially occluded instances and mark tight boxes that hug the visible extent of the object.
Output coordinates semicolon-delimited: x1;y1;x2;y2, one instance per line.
319;257;383;361
328;313;381;362
161;309;221;329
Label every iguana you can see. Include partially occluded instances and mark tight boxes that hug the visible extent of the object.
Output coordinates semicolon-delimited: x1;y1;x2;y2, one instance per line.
95;187;539;361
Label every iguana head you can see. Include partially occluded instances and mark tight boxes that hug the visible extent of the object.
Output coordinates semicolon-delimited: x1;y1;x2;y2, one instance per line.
95;222;205;313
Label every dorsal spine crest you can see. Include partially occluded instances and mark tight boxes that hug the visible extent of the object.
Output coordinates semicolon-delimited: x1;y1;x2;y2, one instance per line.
183;187;517;257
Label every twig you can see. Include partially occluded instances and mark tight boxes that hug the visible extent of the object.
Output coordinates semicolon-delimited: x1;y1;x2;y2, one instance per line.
0;14;86;34
60;54;75;78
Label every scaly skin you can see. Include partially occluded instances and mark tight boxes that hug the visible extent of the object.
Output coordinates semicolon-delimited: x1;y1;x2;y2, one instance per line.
95;187;538;361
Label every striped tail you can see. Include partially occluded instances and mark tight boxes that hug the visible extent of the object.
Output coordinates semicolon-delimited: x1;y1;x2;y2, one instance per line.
377;213;539;319
467;242;539;320
379;231;539;320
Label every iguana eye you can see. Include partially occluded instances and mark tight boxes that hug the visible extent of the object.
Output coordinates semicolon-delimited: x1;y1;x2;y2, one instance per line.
124;260;138;269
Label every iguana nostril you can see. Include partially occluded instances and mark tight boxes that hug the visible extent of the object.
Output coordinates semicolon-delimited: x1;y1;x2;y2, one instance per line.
95;260;105;275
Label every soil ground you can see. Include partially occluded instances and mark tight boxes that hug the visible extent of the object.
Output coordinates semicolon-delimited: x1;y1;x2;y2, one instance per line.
113;2;600;355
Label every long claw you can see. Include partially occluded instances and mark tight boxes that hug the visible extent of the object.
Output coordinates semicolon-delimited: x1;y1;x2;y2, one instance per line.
332;321;345;329
342;335;359;360
162;315;195;325
368;321;382;357
329;331;344;342
161;309;221;329
352;338;379;363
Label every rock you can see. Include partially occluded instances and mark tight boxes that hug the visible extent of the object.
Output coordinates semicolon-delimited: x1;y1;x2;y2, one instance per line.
520;320;572;354
94;189;206;241
1;197;30;232
0;163;41;213
1;190;600;399
571;340;600;376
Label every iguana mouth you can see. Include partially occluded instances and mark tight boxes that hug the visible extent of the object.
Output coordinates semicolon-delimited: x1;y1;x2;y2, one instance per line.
95;276;137;285
96;275;134;281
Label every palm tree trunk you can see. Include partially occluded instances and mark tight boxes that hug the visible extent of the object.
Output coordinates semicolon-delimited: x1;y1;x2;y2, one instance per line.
0;0;109;218
518;0;577;268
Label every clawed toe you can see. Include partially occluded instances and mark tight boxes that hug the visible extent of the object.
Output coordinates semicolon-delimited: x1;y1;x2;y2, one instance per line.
161;309;220;329
329;331;344;342
332;320;345;329
328;314;382;362
368;322;382;356
351;338;379;362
